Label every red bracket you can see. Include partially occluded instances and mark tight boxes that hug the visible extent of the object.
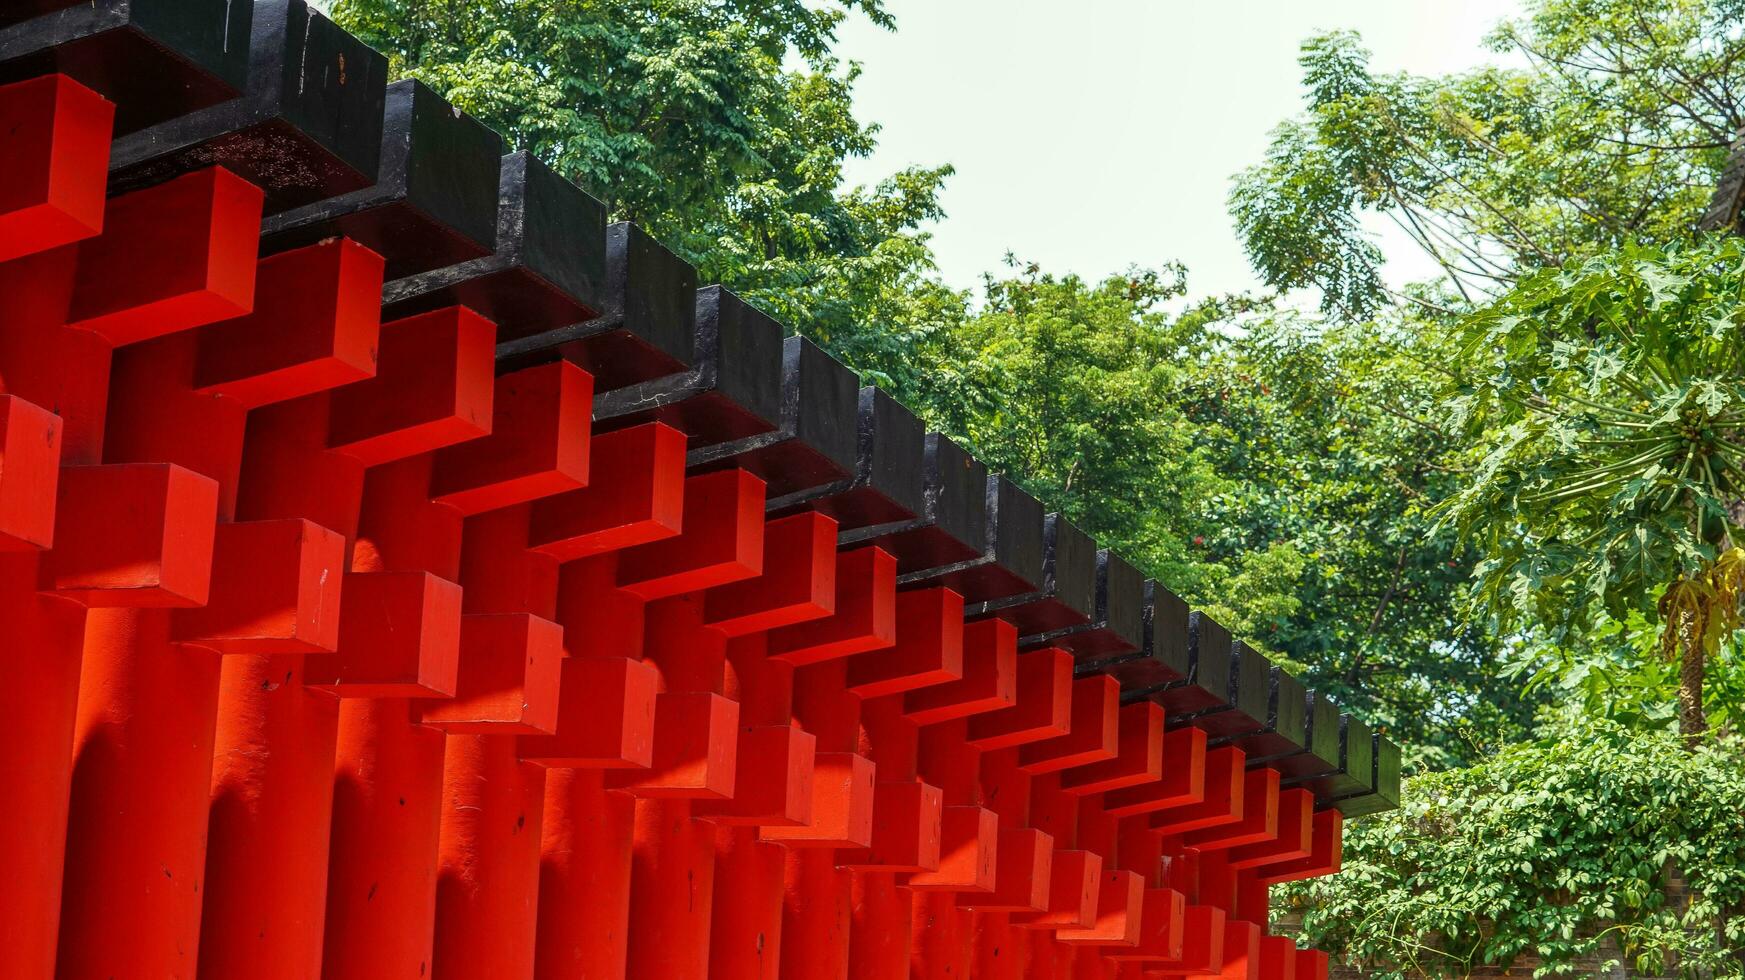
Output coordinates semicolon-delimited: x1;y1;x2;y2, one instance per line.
765;545;896;665
610;691;740;799
1296;948;1330;980
907;804;999;895
327;307;496;465
836;779;944;872
419;613;565;734
195;239;385;407
1256;809;1343;885
1150;746;1247;836
303;571;463;697
617;470;765;599
966;646;1072;749
1140;905;1227;976
1258;935;1300;980
42;462;218;607
431;362;592;516
0;394;63;551
529;423;686;561
1102;726;1208;817
1183;769;1281;851
0;75;112;263
1105;887;1188;963
1013;848;1102;930
66;168;262;346
519;655;659;769
1055;870;1145;946
1228;788;1315;870
904;617;1018;725
960;826;1053;912
1060;701;1164;795
171;518;346;654
694;724;817;827
760;750;875;848
846;587;964;698
703;512;837;636
1019;675;1120;774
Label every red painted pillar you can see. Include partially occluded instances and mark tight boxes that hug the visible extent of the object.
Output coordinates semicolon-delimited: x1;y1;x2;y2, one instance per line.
708;643;804;980
522;425;688;979
0;398;78;979
58;204;382;979
772;656;876;980
0;548;83;978
624;596;744;977
533;557;650;980
430;498;575;980
199;305;497;979
536;767;639;978
611;469;765;978
0;85;111;968
910;720;997;980
322;361;590;980
843;695;923;980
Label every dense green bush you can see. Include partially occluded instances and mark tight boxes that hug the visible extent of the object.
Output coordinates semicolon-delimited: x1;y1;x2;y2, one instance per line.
1284;717;1745;977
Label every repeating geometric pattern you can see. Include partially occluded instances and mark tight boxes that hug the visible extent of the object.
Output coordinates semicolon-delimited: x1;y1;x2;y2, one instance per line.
0;2;1399;977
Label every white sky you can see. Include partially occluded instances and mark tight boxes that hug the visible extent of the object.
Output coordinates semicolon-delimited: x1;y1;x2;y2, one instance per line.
834;0;1526;301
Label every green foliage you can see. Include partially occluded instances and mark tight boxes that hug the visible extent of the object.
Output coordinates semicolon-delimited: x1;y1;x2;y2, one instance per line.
329;0;957;386
1185;310;1542;763
1444;236;1745;734
1284;717;1745;978
904;262;1537;763
1233;0;1741;317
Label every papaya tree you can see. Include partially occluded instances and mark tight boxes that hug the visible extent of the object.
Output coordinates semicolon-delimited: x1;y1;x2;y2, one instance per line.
1445;236;1745;739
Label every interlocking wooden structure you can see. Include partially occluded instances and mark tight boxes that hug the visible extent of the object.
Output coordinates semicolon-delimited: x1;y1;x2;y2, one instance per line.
0;2;1401;977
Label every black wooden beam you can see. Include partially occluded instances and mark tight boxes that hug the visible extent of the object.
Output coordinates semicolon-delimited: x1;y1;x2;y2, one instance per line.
108;0;388;212
765;386;927;531
0;0;253;134
838;432;987;573
592;285;784;448
895;474;1045;605
684;334;860;498
1027;548;1143;664
968;512;1096;640
494;221;698;390
387;151;609;346
261;79;505;280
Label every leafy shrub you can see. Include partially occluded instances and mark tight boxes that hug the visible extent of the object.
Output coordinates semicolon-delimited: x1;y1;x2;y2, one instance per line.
1284;717;1745;977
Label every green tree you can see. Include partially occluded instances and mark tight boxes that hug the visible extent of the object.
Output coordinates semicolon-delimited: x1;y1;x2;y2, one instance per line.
1189;306;1540;763
909;262;1534;762
1232;0;1743;318
1445;236;1745;739
329;0;958;386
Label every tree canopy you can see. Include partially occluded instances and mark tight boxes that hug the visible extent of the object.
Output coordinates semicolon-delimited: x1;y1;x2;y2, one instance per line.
1231;0;1744;317
331;0;957;387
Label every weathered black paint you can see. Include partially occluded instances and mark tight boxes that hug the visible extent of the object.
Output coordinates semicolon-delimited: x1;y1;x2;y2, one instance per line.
896;474;1045;604
261;79;504;279
592;285;784;447
838;432;988;573
967;513;1096;638
385;152;608;345
0;0;253;133
765;386;927;531
685;335;861;497
1026;548;1144;663
496;222;697;389
107;0;387;211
